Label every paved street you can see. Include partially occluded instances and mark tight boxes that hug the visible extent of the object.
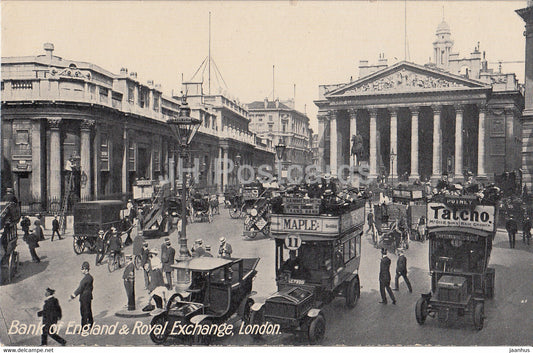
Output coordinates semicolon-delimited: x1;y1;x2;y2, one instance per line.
1;206;533;346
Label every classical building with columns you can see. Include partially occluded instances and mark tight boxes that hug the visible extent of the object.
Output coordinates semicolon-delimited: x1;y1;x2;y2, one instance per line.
315;20;524;183
1;44;274;212
517;1;533;190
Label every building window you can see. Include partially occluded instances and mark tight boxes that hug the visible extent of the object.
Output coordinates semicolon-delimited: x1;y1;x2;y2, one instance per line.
268;125;273;132
128;141;136;171
100;134;110;171
153;96;159;112
153;150;160;172
128;86;134;104
269;115;273;122
1;82;4;91
15;130;30;145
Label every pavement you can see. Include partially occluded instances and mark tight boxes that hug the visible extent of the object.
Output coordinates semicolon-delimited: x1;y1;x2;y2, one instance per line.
1;205;533;346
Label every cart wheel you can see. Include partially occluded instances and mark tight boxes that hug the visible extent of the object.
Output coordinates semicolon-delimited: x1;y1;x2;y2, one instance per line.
134;255;142;270
249;310;264;340
346;276;360;308
107;254;115;273
229;206;240;219
415;297;428;325
149;313;170;344
73;236;85;255
473;302;484;330
307;314;326;344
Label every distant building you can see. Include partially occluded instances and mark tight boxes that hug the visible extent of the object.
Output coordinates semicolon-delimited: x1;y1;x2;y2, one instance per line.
180;82;275;192
0;44;274;212
315;20;524;183
247;98;313;181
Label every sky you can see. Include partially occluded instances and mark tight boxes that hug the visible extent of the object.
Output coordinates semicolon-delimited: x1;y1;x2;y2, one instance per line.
1;1;528;131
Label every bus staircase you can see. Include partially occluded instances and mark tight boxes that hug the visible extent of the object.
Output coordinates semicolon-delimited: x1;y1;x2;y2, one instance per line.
143;187;165;232
59;172;74;236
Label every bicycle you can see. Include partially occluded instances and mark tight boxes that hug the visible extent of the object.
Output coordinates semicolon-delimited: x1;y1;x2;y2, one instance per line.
107;250;125;272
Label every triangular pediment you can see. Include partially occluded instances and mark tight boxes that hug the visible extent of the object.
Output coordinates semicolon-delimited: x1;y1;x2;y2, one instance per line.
326;62;489;97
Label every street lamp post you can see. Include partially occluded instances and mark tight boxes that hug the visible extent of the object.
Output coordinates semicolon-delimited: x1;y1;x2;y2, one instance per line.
167;93;201;265
275;138;286;184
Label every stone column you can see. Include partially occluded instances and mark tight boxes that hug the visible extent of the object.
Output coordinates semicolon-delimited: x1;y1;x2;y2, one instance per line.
93;124;101;198
317;114;326;172
369;109;378;179
329;110;338;177
31;119;42;201
410;107;420;181
216;147;222;193
48;118;62;202
389;108;398;180
80;119;94;200
477;104;487;178
222;148;228;192
169;145;175;192
349;108;358;168
431;105;442;181
454;104;464;180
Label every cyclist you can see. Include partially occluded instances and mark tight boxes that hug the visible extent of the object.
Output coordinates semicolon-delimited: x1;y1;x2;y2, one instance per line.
108;227;123;266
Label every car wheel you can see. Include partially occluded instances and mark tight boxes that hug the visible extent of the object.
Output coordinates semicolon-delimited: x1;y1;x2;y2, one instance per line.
242;299;254;325
192;319;212;345
149;314;170;344
415;297;428;325
249;310;263;340
473;302;484;330
346;277;360;309
73;236;85;255
308;314;326;344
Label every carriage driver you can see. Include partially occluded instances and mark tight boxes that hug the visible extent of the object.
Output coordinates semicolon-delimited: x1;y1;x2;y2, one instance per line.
279;250;309;279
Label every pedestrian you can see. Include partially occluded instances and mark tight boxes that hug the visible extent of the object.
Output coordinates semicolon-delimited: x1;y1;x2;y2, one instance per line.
367;210;376;244
3;187;18;204
191;239;206;257
218;237;232;259
393;249;412;293
379;248;396;305
132;230;144;259
34;220;45;241
506;216;518;249
24;227;41;263
143;285;172;311
148;249;165;291
160;238;175;290
141;241;151;289
37;288;66;346
522;212;531;246
51;216;62;241
70;261;94;328
20;215;31;237
95;230;106;266
123;255;136;311
108;227;122;265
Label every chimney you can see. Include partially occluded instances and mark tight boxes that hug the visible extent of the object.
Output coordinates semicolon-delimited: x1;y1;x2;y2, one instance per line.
275;98;279;108
155;83;162;90
147;80;154;87
130;72;137;79
264;98;268;109
43;43;54;60
120;67;128;75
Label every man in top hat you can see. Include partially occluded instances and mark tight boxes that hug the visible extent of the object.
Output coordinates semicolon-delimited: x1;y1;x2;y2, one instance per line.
70;262;94;328
38;288;66;346
95;230;107;266
393;249;412;293
123;255;136;311
51;215;62;241
218;237;233;259
379;249;396;305
160;238;175;290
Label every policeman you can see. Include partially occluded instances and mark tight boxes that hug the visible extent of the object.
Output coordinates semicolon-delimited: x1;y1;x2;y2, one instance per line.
70;262;94;328
123;255;136;311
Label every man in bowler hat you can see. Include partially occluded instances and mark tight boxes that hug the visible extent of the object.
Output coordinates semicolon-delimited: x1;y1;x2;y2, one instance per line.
161;238;175;290
70;262;94;328
379;249;396;305
38;288;66;346
393;249;412;293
